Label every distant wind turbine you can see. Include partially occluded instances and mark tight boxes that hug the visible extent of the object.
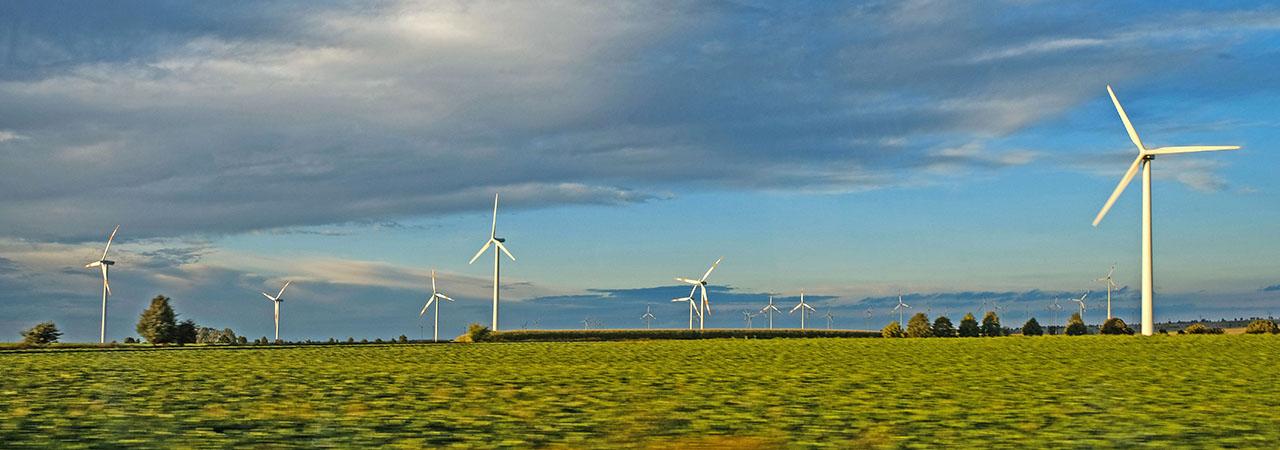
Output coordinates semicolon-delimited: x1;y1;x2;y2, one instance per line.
760;296;782;330
1091;85;1241;336
789;291;816;329
418;270;455;342
742;310;757;329
469;194;516;331
675;257;722;330
1072;292;1089;323
84;225;119;344
1048;298;1064;329
894;294;911;325
641;306;656;329
824;307;835;330
261;280;291;342
1095;264;1119;320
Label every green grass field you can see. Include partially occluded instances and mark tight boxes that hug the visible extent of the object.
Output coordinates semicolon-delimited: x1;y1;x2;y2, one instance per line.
2;335;1277;448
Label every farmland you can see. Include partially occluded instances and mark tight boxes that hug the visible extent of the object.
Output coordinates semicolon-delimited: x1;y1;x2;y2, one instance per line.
2;336;1278;448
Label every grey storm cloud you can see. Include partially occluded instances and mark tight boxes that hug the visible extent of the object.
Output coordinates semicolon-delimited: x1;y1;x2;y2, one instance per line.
1;1;1277;240
1263;285;1280;292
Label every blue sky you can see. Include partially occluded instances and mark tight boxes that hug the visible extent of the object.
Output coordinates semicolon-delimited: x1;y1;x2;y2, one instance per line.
1;1;1277;341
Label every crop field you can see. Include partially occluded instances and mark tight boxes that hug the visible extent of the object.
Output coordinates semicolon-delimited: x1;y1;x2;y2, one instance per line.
2;336;1278;448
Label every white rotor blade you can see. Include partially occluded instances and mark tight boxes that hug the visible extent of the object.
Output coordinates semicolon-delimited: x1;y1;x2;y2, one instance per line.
805;304;816;312
700;285;710;317
1143;145;1240;156
1107;85;1145;151
700;257;723;282
101;265;111;296
1092;155;1144;227
790;303;802;314
420;298;435;318
675;277;701;285
438;293;455;302
262;292;275;302
672;297;691;302
495;240;516;261
468;240;493;264
276;280;291;299
431;269;437;293
85;261;101;268
101;225;119;260
490;193;499;239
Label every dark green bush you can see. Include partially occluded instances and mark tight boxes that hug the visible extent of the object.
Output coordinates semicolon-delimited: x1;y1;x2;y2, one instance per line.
1021;317;1043;336
1065;312;1088;336
906;313;932;338
882;321;905;338
1100;318;1134;335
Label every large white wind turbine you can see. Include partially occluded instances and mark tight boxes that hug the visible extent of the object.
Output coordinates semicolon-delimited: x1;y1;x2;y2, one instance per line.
675;257;722;330
789;291;816;330
419;270;455;342
641;306;656;329
261;280;291;342
893;294;911;325
760;296;782;330
84;225;119;344
1092;85;1241;336
469;193;516;331
1095;264;1119;320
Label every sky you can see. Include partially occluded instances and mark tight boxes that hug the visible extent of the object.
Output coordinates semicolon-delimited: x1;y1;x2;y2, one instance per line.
1;1;1277;342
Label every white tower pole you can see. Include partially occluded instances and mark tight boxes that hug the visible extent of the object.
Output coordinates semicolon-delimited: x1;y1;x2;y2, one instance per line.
493;243;500;331
100;266;108;344
1141;158;1154;336
273;301;281;342
433;298;441;342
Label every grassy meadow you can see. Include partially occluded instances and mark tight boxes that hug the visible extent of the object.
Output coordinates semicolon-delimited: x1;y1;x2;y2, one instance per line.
2;335;1278;448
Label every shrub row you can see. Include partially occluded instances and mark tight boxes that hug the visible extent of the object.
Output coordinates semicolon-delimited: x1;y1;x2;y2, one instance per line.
476;328;881;342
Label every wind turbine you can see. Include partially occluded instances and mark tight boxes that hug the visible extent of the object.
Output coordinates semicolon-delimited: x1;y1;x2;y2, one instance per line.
418;269;455;342
1072;292;1089;323
742;310;757;329
1092;85;1241;336
84;225;119;344
261;280;291;342
864;307;873;330
760;296;782;330
789;291;816;329
823;307;835;330
469;193;516;331
641;306;656;329
1095;264;1119;320
894;294;911;325
675;257;722;330
672;293;699;330
1048;298;1064;330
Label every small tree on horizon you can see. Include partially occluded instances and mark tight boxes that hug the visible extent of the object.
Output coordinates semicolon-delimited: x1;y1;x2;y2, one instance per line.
1100;317;1134;335
1022;317;1044;336
958;313;980;337
1245;319;1279;334
136;295;178;344
906;313;933;338
175;319;198;345
1065;312;1088;336
932;316;956;337
21;322;62;345
881;321;905;338
981;311;1002;337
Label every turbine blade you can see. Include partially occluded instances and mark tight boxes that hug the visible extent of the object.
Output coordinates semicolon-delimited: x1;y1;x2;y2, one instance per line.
277;280;291;299
1092;155;1144;227
468;240;493;264
491;193;499;239
1143;145;1240;156
438;294;454;302
262;292;275;301
101;265;111;296
420;298;434;318
431;269;437;293
101;225;119;260
495;240;515;261
85;261;101;268
701;257;723;281
1107;85;1145;151
790;304;802;314
675;277;701;285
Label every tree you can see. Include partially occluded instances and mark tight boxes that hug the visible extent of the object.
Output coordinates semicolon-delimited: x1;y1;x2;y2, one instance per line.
457;323;492;342
236;336;248;345
21;322;61;345
981;311;1002;337
1022;317;1044;336
958;313;980;337
906;313;932;338
932;316;956;337
398;335;409;343
136;295;178;344
1100;317;1134;335
174;320;198;345
881;321;905;338
1065;312;1088;336
124;337;138;344
1245;319;1279;334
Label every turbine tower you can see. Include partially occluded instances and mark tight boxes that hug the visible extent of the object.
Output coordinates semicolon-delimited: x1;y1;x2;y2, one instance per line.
671;294;699;330
641;306;656;329
759;296;782;330
675;257;722;330
1095;264;1119;320
789;291;816;329
894;294;911;325
419;270;455;342
469;193;516;331
261;280;291;342
84;225;119;344
1092;85;1241;336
